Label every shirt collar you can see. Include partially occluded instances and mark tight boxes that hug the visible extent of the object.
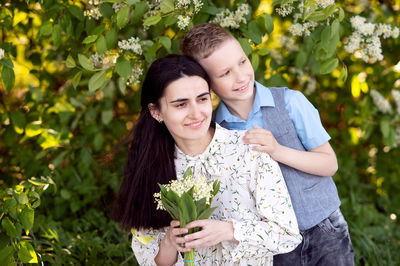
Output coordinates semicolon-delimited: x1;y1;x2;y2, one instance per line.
174;123;224;178
215;81;275;124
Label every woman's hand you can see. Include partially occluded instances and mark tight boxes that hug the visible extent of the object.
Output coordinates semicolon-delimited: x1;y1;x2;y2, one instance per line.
163;220;191;253
183;220;238;249
155;220;190;266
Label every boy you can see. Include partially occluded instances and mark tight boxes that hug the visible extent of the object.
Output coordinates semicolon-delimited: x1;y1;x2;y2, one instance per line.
181;23;354;266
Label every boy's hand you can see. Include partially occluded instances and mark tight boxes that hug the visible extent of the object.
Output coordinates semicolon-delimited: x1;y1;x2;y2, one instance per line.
242;126;281;158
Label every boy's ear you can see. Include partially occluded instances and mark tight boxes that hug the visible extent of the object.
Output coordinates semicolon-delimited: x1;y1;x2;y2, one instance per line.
148;103;163;123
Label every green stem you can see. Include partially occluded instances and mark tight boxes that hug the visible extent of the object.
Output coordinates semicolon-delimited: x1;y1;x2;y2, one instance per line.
184;248;195;266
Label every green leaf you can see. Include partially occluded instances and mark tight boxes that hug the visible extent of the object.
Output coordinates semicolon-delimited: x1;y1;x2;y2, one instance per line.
25;122;42;137
265;13;274;34
246;21;262;45
72;71;82;89
380;118;391;138
195;198;207;214
66;54;76;68
319;58;338;74
132;2;149;24
14;192;28;205
338;7;344;22
0;245;13;265
158;36;171;52
10;111;25;134
238;38;252;56
1;66;15;91
20;207;34;231
82;35;98;44
88;70;108;92
115;56;132;79
0;57;14;68
96;35;107;54
330;19;340;39
323;4;336;17
118;77;127;95
52;24;61;48
68;5;84;21
181;192;197;221
321;26;331;46
105;28;117;49
183;167;193;178
197;206;217;220
212;181;220;197
18;241;38;263
1;217;17;237
101;109;113;125
117;6;130;29
164;14;178;27
166;188;180;205
200;5;221;15
295;50;307;68
160;0;174;14
38;21;52;37
99;2;114;18
339;65;348;82
3;198;17;213
78;54;95;71
143;14;162;27
258;48;269;56
307;10;327;22
251;53;260;71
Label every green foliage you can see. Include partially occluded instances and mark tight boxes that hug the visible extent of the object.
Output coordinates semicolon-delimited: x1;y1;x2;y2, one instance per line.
0;0;399;264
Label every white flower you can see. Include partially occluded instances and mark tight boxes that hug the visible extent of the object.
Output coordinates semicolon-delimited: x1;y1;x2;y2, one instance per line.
193;0;203;13
175;0;191;9
118;37;142;55
84;8;102;20
177;15;190;30
112;2;127;13
391;89;400;114
127;65;144;86
0;48;4;60
344;32;362;53
392;27;399;38
288;23;304;36
376;24;392;39
212;3;249;29
362;23;375;36
370;89;392;114
315;0;335;8
276;3;294;17
350;16;366;31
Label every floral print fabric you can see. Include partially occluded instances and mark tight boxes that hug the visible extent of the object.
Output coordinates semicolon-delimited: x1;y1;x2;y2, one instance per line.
132;124;302;265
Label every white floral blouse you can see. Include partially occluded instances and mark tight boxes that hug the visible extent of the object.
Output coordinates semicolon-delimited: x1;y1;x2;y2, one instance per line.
132;124;302;265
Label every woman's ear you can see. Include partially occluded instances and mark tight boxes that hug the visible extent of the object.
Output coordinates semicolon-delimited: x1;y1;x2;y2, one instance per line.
148;103;163;123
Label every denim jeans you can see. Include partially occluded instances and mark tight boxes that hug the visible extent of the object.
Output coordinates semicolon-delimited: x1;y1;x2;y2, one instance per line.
273;209;354;266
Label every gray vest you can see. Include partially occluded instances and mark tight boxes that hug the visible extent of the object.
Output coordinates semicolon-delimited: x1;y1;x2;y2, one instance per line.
220;87;341;230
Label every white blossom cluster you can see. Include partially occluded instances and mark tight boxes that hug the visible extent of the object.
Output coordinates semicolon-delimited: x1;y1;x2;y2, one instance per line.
281;35;299;52
154;175;215;210
177;15;191;30
84;0;102;20
288;21;318;36
370;89;392;114
275;3;294;17
344;16;400;63
315;0;335;8
0;48;4;59
211;3;250;29
112;2;127;13
391;89;400;114
118;37;142;55
127;65;144;86
89;52;118;68
175;0;203;14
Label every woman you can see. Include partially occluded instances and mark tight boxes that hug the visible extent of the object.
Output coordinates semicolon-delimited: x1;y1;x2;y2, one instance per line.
112;55;301;265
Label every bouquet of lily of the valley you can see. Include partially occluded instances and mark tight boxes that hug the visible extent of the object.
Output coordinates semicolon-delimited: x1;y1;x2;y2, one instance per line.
154;167;220;266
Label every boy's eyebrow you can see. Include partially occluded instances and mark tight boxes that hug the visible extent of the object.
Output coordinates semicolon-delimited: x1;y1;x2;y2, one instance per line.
169;92;210;103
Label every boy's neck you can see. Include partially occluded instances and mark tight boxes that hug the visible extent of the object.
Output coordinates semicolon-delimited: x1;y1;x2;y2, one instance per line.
225;93;255;121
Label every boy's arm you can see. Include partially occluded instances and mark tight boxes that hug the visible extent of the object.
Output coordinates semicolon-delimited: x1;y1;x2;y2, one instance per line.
242;126;338;177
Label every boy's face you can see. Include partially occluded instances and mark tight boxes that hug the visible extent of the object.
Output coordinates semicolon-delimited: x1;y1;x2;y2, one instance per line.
198;39;255;106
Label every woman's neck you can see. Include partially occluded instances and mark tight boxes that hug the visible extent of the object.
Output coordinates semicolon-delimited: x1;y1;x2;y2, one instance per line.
176;127;215;157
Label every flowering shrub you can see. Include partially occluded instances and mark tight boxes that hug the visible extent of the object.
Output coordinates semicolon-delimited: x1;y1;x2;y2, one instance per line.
0;0;399;264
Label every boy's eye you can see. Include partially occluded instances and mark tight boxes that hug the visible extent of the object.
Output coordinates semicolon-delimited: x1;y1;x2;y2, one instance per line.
240;59;247;65
220;70;230;77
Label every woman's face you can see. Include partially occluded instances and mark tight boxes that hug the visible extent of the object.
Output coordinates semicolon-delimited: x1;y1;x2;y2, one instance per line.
151;75;212;147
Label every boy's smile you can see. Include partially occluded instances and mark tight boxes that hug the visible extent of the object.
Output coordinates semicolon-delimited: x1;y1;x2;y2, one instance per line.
198;39;255;112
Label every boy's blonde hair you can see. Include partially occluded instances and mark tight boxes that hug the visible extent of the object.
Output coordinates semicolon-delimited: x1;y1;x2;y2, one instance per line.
180;23;235;60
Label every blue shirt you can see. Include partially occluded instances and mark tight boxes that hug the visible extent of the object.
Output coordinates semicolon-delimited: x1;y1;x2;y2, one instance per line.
214;81;330;150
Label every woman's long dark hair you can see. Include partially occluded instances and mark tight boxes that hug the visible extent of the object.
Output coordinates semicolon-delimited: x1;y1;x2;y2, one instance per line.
111;55;211;230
